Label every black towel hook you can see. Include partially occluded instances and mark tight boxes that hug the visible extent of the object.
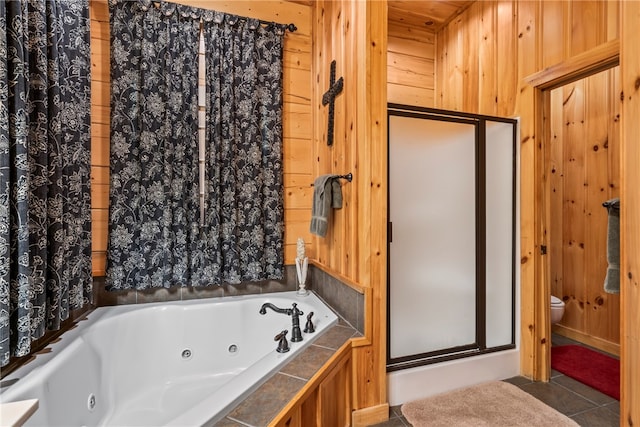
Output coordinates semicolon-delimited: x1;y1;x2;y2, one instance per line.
602;198;620;209
336;173;353;182
310;173;353;187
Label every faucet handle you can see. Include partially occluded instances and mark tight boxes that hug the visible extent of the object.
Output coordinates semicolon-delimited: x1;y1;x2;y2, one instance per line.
291;302;303;317
304;312;315;333
274;330;289;353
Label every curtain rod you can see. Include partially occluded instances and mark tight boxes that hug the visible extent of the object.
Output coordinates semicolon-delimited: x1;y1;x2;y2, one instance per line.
149;1;297;32
259;20;297;32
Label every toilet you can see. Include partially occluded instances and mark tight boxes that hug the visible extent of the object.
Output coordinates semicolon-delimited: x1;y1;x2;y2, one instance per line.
550;295;565;324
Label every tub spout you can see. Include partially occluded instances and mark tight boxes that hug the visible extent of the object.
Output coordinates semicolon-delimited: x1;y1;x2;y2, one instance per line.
259;303;290;315
259;302;304;343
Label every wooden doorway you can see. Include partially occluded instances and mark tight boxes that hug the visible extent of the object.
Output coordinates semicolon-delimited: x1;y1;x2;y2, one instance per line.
526;40;620;382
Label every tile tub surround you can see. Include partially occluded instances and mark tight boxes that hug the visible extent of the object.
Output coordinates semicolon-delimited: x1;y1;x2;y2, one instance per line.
309;265;365;334
94;265;299;306
95;265;366;336
214;318;361;426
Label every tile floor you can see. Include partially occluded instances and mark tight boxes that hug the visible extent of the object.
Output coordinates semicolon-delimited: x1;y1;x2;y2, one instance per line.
370;335;620;427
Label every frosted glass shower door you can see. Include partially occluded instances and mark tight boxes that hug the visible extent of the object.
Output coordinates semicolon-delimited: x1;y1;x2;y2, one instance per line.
388;115;477;360
485;120;516;348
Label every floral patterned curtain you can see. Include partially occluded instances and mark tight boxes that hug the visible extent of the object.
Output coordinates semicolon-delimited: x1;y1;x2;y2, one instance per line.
0;0;93;367
106;0;201;290
107;1;285;289
201;14;285;284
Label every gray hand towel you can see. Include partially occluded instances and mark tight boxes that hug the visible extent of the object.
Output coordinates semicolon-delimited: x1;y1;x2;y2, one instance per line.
331;178;342;209
603;198;620;294
310;174;342;237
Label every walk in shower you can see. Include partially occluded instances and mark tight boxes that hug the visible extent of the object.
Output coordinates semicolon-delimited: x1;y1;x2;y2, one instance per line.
386;105;519;403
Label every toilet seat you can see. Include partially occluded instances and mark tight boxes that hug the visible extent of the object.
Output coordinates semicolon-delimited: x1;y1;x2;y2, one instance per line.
551;295;564;306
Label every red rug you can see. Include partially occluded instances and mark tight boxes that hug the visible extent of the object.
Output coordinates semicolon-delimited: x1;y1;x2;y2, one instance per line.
551;345;620;400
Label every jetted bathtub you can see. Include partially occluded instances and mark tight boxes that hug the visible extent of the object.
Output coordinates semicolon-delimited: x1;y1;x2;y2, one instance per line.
0;291;338;426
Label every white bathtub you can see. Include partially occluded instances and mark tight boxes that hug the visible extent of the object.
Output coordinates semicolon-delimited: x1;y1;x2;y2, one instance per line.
0;291;338;426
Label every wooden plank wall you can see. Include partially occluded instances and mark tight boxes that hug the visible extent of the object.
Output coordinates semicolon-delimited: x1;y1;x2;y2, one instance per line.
434;0;620;379
549;69;621;354
387;22;436;107
620;2;640;424
89;0;110;276
89;0;314;276
313;0;388;420
313;0;356;278
436;0;618;115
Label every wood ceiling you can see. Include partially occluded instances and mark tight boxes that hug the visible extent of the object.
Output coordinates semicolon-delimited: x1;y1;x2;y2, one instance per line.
388;1;475;32
287;1;475;33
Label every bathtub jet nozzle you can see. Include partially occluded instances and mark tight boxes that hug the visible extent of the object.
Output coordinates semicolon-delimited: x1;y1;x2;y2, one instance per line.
259;302;304;342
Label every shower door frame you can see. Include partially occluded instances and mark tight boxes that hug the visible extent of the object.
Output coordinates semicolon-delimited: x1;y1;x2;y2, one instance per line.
386;104;517;372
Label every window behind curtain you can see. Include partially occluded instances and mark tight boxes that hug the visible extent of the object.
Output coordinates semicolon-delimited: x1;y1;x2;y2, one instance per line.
106;1;285;290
